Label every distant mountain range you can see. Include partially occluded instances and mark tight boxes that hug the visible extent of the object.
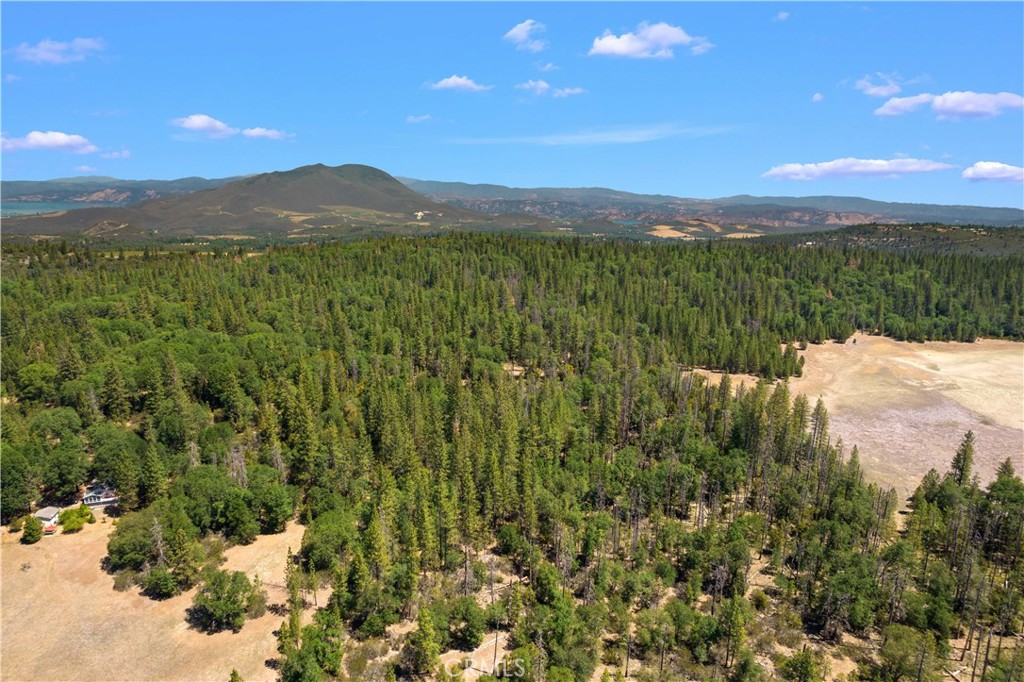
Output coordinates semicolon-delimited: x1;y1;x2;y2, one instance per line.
401;179;1024;228
1;175;237;209
2;166;1021;241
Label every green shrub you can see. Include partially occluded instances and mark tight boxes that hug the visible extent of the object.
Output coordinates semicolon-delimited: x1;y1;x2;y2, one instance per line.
190;569;266;633
21;516;43;544
449;596;485;650
143;565;179;599
751;589;770;612
113;570;139;592
9;516;25;532
59;505;95;533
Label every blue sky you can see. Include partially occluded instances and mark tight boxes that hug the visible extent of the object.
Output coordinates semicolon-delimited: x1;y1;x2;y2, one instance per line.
2;2;1022;206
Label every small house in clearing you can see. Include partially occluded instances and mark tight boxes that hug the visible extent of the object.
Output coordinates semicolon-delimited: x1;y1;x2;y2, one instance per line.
82;483;119;508
34;506;60;535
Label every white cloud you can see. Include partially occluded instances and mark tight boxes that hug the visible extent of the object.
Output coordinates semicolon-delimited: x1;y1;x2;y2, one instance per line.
763;157;954;180
74;165;98;173
453;123;733;146
811;92;824;103
242;127;288;139
427;74;493;92
171;115;288;140
504;19;547;53
9;37;105;64
855;73;902;98
553;87;586;98
931;91;1024;119
516;79;551;96
536;62;559;72
1;130;98;153
101;149;131;159
515;80;584;99
962;161;1024;183
874;93;934;116
406;114;432;124
875;91;1023;119
589;21;713;59
171;113;238;138
774;11;790;21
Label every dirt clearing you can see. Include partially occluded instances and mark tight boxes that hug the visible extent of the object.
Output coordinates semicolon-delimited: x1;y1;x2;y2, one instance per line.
2;519;305;682
647;225;697;239
788;333;1022;499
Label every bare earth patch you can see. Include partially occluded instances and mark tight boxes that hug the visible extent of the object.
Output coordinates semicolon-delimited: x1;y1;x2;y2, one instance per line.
1;519;305;682
788;333;1023;499
440;631;510;682
646;225;697;239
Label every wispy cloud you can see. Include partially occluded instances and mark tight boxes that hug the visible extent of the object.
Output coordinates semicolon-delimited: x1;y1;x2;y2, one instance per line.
1;130;98;153
536;62;559;73
242;127;288;139
875;91;1024;119
962;161;1024;183
774;11;790;22
811;92;824;103
504;19;547;53
874;93;934;116
764;157;953;180
4;74;19;83
553;87;586;98
452;123;732;146
8;37;105;64
170;114;290;139
855;73;903;98
101;149;131;159
406;114;432;124
427;74;493;92
171;114;238;138
589;22;713;59
515;80;585;99
74;165;98;173
515;79;551;96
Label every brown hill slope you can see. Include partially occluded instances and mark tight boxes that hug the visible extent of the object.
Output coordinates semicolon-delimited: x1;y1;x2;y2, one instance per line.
3;164;499;237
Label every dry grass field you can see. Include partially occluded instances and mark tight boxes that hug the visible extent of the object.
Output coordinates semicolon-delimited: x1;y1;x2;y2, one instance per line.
697;333;1022;499
1;520;304;682
790;333;1022;499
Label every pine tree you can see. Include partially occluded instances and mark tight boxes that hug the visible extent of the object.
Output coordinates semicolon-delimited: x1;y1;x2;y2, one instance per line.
112;449;140;510
102;365;132;421
167;527;203;589
284;548;302;647
408;606;441;676
290;393;320;488
950;431;975;486
139;442;167;505
365;507;392;580
58;346;84;383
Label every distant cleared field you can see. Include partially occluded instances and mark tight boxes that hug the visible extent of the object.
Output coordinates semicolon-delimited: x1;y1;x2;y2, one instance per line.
789;333;1023;499
696;333;1022;499
1;520;305;682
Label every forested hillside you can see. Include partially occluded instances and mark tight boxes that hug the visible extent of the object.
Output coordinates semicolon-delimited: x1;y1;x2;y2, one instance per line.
2;235;1022;681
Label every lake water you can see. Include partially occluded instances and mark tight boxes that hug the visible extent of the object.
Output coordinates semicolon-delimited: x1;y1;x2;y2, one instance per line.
0;201;114;217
